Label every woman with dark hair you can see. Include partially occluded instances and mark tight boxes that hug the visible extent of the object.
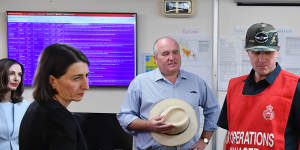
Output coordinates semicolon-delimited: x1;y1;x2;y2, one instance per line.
0;58;29;150
19;43;90;150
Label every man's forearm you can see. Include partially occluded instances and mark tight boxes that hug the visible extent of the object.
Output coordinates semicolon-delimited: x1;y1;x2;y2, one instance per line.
128;118;152;131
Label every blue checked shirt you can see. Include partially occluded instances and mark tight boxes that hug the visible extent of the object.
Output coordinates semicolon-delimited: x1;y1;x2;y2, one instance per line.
117;69;220;150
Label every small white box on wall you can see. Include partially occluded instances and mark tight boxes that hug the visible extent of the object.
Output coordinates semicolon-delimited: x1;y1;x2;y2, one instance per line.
162;0;194;17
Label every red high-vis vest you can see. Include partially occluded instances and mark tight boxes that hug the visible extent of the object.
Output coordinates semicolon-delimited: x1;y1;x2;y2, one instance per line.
225;70;299;150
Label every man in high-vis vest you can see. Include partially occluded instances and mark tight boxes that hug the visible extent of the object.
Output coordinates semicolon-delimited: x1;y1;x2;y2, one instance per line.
218;22;300;150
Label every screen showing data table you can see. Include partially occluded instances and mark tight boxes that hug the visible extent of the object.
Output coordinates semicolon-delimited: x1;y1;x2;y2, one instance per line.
7;11;137;86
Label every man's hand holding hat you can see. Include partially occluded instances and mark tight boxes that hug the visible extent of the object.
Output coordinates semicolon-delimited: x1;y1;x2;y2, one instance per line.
148;116;174;134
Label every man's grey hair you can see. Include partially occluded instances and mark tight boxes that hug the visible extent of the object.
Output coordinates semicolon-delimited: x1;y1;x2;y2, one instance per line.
153;36;179;55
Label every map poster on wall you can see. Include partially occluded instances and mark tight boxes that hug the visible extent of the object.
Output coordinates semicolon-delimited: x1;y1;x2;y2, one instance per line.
172;35;213;89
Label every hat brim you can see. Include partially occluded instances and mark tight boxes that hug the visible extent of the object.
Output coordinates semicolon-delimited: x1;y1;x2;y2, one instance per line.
148;98;198;146
245;46;280;51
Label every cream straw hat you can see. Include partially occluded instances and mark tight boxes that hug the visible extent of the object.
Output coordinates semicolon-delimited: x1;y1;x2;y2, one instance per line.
148;98;198;146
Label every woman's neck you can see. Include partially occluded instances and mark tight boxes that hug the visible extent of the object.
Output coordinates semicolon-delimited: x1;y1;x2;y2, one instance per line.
53;95;70;108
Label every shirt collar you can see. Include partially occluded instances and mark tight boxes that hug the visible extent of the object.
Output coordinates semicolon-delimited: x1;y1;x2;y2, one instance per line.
153;68;187;82
245;62;281;84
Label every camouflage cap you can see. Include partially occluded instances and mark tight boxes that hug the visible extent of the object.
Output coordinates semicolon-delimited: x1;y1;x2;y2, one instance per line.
245;23;280;51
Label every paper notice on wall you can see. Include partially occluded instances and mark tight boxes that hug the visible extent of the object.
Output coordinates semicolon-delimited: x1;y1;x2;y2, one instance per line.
279;36;300;76
218;37;252;91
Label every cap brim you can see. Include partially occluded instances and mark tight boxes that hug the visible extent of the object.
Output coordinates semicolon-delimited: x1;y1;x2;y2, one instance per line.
148;98;198;146
245;46;280;51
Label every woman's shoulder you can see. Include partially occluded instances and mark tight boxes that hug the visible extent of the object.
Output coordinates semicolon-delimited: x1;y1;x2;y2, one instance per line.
21;98;30;105
15;98;30;108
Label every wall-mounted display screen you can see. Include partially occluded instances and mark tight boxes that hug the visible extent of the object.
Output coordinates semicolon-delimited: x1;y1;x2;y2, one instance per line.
7;11;137;86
